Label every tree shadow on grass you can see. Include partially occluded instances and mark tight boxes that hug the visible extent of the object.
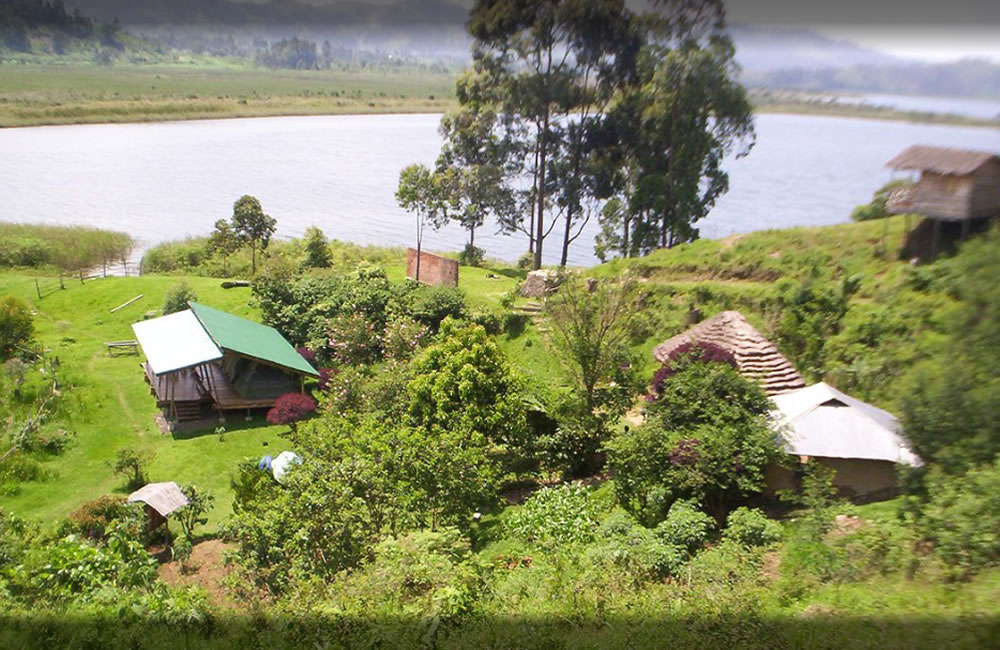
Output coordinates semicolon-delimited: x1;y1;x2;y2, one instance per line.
170;411;273;442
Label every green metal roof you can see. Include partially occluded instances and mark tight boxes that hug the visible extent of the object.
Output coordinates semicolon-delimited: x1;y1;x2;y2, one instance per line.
188;302;319;377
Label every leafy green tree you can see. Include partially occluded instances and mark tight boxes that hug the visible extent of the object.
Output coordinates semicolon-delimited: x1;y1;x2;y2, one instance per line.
620;21;755;252
606;358;781;525
162;281;197;316
175;484;214;540
207;218;240;273
395;164;449;282
0;296;34;361
301;225;332;268
107;448;154;491
543;277;642;476
901;227;1000;473
465;0;641;270
231;194;277;275
407;320;527;453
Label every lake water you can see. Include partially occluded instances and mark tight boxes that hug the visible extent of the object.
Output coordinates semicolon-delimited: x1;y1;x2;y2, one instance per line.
2;112;998;267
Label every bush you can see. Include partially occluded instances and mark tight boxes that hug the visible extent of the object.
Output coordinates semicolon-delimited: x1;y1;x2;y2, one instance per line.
469;308;504;335
66;495;135;542
722;507;783;548
107;448;153;491
141;238;210;274
0;296;34;361
327;313;381;365
407;285;466;332
162;282;197;316
654;499;715;553
380;317;430;361
265;393;317;438
919;458;1000;579
172;534;193;566
504;483;600;546
517;252;534;270
458;244;485;267
585;509;686;581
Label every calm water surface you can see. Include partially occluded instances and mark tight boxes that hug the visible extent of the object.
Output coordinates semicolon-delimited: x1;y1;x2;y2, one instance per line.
2;112;998;266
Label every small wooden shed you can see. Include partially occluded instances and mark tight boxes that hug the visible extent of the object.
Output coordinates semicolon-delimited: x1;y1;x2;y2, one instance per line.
886;145;1000;256
127;481;189;531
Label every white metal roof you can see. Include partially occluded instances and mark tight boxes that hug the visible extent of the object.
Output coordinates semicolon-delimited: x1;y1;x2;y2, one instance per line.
771;383;921;466
127;481;189;517
131;309;222;374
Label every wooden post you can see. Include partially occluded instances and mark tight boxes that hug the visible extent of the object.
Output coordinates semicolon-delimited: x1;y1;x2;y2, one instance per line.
79;270;84;284
931;219;941;262
59;273;65;290
35;279;42;300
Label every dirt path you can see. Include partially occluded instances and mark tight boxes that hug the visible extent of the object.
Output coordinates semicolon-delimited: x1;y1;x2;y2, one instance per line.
158;539;237;609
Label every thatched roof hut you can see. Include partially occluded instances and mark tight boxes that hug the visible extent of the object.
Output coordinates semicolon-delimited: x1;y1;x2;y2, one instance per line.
653;310;805;396
886;145;1000;221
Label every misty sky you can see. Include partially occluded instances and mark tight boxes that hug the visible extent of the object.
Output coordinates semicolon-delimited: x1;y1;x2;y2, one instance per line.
288;0;1000;63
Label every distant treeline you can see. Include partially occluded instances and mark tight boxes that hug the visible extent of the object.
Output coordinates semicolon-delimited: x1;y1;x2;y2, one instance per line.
0;0;125;53
745;59;1000;100
0;222;135;271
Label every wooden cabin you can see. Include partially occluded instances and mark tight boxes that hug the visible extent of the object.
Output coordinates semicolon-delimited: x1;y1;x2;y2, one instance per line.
132;302;318;428
886;145;1000;255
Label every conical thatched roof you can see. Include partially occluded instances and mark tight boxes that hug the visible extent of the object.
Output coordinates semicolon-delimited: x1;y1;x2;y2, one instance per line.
653;310;805;396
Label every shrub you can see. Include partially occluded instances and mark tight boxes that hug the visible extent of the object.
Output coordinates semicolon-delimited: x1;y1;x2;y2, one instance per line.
301;226;332;269
266;393;317;438
919;458;1000;579
504;483;600;546
407;285;466;332
585;509;686;581
648;341;735;398
176;484;215;540
517;252;534;270
380;317;430;361
722;507;783;548
0;296;34;361
655;499;715;553
107;448;153;491
172;534;193;566
66;495;134;542
469;308;504;335
458;244;485;267
162;282;197;316
327;313;381;365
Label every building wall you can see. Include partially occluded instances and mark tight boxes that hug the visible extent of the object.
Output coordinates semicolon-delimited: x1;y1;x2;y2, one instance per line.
911;172;974;221
763;457;899;500
406;248;459;287
970;161;1000;219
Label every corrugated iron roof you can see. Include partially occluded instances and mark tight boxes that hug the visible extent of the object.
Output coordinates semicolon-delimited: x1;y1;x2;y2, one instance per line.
128;481;189;517
886;145;1000;175
132;310;223;375
188;302;319;377
771;383;921;466
653;310;805;396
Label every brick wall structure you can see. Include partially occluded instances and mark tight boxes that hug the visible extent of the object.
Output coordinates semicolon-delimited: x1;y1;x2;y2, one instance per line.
406;248;459;287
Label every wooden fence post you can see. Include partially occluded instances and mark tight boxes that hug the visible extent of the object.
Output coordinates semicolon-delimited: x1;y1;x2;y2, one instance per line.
35;279;42;300
59;273;65;290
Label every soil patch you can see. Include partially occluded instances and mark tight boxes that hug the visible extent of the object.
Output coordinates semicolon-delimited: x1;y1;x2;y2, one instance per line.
158;539;236;609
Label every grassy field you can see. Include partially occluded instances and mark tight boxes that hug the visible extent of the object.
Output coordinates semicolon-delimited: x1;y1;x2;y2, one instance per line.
0;62;456;126
2;62;998;127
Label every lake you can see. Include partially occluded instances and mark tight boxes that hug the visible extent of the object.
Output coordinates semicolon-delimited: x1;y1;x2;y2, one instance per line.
2;112;998;267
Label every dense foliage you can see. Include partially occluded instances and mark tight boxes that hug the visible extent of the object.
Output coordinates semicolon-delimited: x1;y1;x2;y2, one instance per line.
607;359;782;524
0;296;33;360
161;281;197;315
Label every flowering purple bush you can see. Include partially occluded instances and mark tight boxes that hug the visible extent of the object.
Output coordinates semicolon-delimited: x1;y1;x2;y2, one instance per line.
317;367;337;392
649;341;737;399
296;346;317;364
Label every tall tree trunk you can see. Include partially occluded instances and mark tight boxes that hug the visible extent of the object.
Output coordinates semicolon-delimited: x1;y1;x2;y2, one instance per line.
251;242;257;274
560;205;573;267
470;224;475;248
534;111;550;271
623;216;630;258
529;146;539;255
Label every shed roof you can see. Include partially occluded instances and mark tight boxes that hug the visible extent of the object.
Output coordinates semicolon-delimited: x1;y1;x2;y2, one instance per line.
653;310;805;395
131;310;223;374
127;481;189;517
771;383;921;466
189;302;318;377
886;145;1000;175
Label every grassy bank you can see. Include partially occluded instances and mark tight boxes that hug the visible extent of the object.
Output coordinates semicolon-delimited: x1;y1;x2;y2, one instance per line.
2;63;997;128
0;62;456;126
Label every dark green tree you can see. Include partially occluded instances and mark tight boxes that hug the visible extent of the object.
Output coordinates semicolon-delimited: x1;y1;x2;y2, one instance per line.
395;164;448;282
207;218;240;273
301;225;332;269
231;194;276;275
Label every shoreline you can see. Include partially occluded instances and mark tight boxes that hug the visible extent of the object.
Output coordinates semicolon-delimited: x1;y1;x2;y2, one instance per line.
3;101;998;130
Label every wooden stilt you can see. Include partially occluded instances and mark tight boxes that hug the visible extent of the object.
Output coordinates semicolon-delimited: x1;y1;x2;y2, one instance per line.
931;219;942;261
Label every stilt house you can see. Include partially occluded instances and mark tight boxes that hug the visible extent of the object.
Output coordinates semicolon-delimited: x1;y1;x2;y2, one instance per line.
886;145;1000;256
132;302;318;425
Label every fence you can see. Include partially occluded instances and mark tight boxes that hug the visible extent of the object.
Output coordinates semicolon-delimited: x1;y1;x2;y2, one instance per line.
33;260;142;300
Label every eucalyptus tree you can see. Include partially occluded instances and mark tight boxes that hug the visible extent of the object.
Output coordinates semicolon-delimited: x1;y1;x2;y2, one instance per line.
622;0;756;253
395;164;449;282
466;0;640;270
